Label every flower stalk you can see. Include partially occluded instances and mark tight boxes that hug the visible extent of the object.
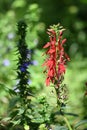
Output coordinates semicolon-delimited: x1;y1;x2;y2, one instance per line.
43;23;71;129
43;24;70;102
16;21;32;101
15;21;32;126
63;116;73;130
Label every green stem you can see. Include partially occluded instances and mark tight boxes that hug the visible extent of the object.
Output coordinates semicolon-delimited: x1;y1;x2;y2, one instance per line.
63;116;73;130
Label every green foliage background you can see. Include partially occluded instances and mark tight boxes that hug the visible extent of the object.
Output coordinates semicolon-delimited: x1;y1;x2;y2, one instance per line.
0;0;87;129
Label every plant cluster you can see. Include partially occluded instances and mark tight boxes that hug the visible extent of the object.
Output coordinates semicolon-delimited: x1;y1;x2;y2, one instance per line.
0;21;87;130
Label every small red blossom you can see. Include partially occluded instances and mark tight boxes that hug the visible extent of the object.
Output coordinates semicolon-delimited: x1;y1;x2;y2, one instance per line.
46;77;51;86
62;39;67;45
43;42;50;48
43;25;70;86
58;63;66;75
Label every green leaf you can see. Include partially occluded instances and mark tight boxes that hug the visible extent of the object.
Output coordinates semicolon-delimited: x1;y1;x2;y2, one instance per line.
54;126;68;130
8;89;17;96
32;118;44;123
74;120;87;129
12;0;26;8
39;124;47;130
0;117;11;126
64;112;78;117
24;124;29;130
11;119;21;126
18;108;24;115
0;82;16;95
1;117;11;122
0;83;7;91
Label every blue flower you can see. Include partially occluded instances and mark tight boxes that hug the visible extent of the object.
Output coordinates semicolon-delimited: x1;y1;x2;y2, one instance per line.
3;59;10;66
20;66;26;72
31;60;38;66
19;61;32;72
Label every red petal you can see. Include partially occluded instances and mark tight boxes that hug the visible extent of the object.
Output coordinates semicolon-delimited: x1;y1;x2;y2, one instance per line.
42;61;47;66
48;68;54;77
59;31;63;36
48;48;55;54
46;59;55;69
46;77;50;86
62;39;67;45
58;64;66;75
47;29;56;35
58;42;62;50
43;42;50;48
65;53;70;61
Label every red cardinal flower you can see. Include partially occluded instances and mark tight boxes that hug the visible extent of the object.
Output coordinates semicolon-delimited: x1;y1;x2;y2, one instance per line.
43;24;70;86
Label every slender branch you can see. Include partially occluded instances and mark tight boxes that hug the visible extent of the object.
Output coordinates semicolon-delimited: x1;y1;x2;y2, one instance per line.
63;116;73;130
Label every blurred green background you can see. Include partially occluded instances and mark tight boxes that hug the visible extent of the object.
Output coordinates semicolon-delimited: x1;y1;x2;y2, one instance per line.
0;0;87;128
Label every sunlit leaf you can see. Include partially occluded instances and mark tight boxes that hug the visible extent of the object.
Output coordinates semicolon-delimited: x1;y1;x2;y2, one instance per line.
24;124;29;130
12;0;26;8
11;119;21;126
1;117;11;122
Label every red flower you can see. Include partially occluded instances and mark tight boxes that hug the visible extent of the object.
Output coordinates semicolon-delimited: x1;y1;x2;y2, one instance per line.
58;63;66;75
43;26;70;86
46;77;51;86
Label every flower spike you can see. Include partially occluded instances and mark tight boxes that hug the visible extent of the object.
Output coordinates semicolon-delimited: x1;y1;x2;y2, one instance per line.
43;24;70;87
